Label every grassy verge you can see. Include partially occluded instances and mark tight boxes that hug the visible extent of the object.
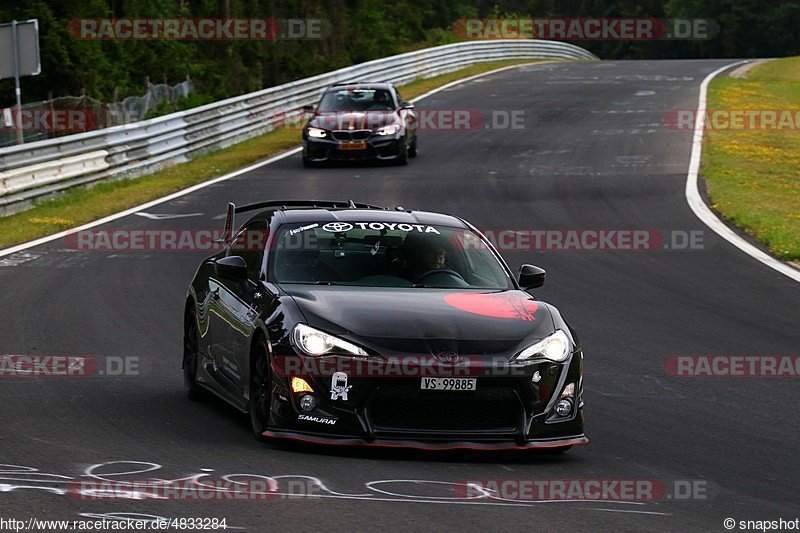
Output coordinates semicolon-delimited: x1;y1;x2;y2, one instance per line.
702;57;800;261
0;59;546;250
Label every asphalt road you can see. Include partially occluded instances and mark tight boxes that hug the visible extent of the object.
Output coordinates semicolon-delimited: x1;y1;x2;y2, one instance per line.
1;60;799;532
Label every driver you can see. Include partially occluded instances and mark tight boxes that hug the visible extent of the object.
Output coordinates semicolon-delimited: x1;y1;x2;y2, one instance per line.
371;90;392;110
403;236;448;282
417;245;446;273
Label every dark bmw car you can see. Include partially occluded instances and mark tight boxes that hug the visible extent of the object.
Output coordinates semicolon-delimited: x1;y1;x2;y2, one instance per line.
183;201;586;452
301;83;418;166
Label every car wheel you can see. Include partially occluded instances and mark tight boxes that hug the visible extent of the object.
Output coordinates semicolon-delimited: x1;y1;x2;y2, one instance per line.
408;139;417;158
302;155;317;168
183;308;207;402
249;339;272;440
394;140;409;166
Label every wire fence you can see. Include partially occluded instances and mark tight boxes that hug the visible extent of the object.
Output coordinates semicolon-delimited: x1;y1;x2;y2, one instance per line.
0;79;193;148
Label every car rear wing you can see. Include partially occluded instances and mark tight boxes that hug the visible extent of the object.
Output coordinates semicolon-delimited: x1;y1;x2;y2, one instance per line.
221;200;389;244
332;81;393;87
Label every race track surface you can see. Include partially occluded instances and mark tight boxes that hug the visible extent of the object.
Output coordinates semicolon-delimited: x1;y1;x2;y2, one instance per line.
1;60;798;531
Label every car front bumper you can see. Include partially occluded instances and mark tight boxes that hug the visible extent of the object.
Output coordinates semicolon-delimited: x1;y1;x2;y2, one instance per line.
266;350;586;450
303;135;404;162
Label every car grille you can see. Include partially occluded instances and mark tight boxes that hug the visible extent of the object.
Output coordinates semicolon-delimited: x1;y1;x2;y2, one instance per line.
367;386;522;433
331;130;372;141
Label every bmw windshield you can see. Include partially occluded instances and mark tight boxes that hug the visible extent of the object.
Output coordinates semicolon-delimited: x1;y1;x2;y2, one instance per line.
317;89;395;112
269;222;514;289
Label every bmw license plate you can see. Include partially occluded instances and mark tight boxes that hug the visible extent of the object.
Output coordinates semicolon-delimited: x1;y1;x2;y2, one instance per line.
420;378;476;391
338;141;367;150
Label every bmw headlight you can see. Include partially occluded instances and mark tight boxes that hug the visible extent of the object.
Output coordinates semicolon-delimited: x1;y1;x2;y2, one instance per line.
306;127;327;139
512;330;571;363
292;324;367;356
375;124;401;136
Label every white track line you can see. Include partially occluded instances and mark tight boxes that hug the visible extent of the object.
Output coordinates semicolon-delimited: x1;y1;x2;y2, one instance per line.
0;61;555;259
685;60;800;284
585;508;670;516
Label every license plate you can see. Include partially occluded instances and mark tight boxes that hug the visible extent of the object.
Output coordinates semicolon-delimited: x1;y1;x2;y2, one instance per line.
338;141;367;150
420;378;476;391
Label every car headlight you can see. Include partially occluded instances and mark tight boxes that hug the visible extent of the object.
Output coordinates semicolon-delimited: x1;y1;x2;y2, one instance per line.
512;330;571;363
292;324;367;357
375;124;401;136
306;127;327;139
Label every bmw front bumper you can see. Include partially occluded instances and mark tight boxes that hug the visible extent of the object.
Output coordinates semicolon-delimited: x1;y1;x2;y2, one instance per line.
303;135;405;163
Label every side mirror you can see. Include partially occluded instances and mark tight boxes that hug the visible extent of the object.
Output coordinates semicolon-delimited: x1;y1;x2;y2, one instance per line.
400;101;415;110
216;256;247;279
302;104;314;113
518;264;545;289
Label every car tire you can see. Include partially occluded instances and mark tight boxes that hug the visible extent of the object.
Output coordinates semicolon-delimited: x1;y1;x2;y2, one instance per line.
249;339;272;440
183;308;207;402
302;155;317;168
408;139;417;158
394;140;409;166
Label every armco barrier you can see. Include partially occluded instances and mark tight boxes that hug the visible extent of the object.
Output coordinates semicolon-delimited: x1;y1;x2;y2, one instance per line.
0;40;597;215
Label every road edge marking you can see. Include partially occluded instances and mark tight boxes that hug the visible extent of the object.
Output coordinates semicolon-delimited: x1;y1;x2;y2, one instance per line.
685;60;800;284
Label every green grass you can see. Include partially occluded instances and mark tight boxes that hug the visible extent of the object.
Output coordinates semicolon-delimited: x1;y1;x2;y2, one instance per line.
0;59;546;250
702;57;800;260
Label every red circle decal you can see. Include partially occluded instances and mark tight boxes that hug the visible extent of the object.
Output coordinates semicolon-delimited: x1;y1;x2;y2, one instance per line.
444;292;538;321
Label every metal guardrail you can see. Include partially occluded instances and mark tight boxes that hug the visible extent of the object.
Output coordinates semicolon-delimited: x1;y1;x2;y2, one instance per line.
0;39;597;215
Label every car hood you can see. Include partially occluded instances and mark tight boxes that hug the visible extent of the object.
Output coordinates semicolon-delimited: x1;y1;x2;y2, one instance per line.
281;286;556;356
310;111;395;131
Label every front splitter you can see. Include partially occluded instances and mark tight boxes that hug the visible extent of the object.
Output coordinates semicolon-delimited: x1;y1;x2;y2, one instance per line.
262;430;588;451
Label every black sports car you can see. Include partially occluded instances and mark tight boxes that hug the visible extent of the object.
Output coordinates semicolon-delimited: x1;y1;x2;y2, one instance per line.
183;201;586;451
301;83;418;166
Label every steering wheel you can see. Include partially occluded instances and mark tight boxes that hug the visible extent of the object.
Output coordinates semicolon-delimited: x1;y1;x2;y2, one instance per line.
416;268;466;285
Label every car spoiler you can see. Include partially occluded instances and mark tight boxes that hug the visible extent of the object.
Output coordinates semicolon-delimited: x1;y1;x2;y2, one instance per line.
331;81;393;87
222;200;388;245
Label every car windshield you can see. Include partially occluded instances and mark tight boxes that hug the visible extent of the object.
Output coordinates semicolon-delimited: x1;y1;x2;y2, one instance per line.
317;89;395;112
270;222;514;289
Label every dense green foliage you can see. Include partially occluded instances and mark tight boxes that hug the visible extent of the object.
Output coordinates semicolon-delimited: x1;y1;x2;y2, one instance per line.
1;0;798;107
